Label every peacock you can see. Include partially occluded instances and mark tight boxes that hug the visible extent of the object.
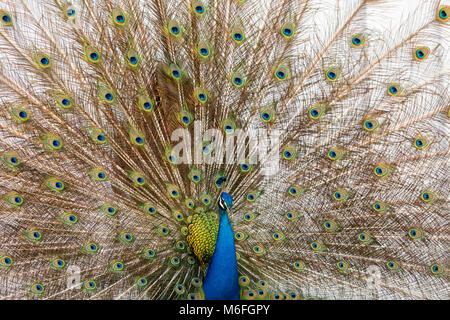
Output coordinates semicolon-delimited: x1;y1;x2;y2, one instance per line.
0;0;448;301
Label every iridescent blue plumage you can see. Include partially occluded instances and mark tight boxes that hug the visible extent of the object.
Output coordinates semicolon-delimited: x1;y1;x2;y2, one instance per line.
203;193;240;300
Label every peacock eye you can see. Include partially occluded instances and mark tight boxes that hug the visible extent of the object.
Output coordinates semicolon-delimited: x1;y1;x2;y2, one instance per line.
129;56;137;64
116;15;125;23
283;28;292;36
276;71;285;79
195;6;204;14
2;14;10;24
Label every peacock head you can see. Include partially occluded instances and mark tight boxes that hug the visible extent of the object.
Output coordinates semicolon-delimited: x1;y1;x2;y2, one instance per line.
218;192;233;215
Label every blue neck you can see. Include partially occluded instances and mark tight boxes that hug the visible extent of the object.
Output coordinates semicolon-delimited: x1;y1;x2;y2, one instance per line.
202;209;240;300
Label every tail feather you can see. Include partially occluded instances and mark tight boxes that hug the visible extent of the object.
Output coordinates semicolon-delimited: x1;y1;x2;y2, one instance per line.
0;0;448;300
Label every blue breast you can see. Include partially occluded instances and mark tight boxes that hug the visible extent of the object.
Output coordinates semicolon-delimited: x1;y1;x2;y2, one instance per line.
202;211;240;300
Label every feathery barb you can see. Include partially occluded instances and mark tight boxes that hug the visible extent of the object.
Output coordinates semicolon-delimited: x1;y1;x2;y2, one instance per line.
0;0;448;300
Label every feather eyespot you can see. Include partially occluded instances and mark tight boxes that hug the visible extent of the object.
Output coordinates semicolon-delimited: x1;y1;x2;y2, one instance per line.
372;201;388;214
242;211;257;223
310;241;325;252
99;204;117;217
61;212;78;225
66;8;75;17
129;129;145;146
387;83;401;96
39;57;50;68
157;225;170;236
135;277;148;288
172;210;184;222
408;228;424;240
272;232;285;241
238;276;250;287
142;248;155;259
4;193;23;206
0;255;13;268
46;177;65;192
110;261;125;272
194;87;208;103
2;152;21;169
323;220;340;232
430;264;444;275
169;256;180;267
328;148;344;161
118;232;134;243
192;1;206;16
414;136;429;149
167;184;180;198
363;118;380;131
233;32;243;41
1;11;12;26
29;283;45;295
222;118;236;134
24;230;42;243
10;106;30;123
169;63;182;80
351;33;365;47
129;56;138;65
174;241;186;251
374;164;390;177
240;159;253;173
83;280;96;292
325;68;340;82
273;64;290;82
293;261;306;271
420;190;436;203
281;22;295;39
200;193;212;206
173;284;185;295
34;52;51;70
141;203;156;215
276;71;285;79
282;28;292;37
252;245;266;255
437;6;449;22
358;232;374;244
231;71;246;87
414;46;430;61
288;185;305;197
386;261;401;272
90;52;99;61
308;104;326;119
285;211;301;221
143;101;152;110
168;20;182;37
112;9;127;26
49;257;66;270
